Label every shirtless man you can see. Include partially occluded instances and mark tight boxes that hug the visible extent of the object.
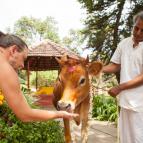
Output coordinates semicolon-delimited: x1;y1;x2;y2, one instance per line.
0;31;78;122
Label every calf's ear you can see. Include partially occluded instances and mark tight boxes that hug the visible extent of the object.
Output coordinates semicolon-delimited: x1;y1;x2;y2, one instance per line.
55;54;68;65
88;61;103;76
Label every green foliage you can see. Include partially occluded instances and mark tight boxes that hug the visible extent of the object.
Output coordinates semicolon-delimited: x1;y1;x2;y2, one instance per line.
13;16;60;45
92;94;118;123
62;29;85;54
0;103;64;143
78;0;94;13
77;0;143;63
20;78;29;94
30;71;58;87
18;71;29;94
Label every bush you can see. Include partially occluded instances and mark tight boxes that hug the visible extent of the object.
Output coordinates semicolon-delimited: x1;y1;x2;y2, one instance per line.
92;94;118;123
0;103;64;143
30;71;58;87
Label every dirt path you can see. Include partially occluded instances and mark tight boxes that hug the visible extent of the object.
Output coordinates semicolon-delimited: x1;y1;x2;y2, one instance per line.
71;120;117;143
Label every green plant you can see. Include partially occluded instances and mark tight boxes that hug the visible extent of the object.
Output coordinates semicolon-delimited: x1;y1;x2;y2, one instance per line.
92;94;118;123
0;103;64;143
19;77;30;94
30;71;58;87
18;71;30;94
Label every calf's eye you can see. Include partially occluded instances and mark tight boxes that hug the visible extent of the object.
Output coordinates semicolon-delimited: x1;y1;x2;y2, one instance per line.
79;77;86;86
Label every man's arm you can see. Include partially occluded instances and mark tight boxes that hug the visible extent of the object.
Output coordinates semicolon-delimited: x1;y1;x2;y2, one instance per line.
0;62;78;122
103;63;143;97
108;73;143;97
102;63;121;73
119;73;143;90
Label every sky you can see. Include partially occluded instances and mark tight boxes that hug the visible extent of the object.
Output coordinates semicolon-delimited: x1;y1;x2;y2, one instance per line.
0;0;85;38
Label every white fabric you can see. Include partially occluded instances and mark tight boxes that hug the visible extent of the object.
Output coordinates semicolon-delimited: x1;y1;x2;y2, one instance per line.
119;108;143;143
111;37;143;111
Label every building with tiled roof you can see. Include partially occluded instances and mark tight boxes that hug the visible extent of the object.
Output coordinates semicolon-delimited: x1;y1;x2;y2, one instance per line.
24;39;79;71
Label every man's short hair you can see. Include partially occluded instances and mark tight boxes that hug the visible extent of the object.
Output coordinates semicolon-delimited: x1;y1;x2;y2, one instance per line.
0;31;28;52
133;11;143;24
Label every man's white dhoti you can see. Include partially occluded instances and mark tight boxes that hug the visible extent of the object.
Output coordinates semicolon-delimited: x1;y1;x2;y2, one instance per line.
119;108;143;143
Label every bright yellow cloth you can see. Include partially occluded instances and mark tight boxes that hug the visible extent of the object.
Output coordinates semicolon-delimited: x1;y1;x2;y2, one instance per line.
35;86;54;96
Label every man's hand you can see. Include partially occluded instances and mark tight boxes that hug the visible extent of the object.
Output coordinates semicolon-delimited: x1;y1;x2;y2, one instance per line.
59;111;79;119
108;85;122;98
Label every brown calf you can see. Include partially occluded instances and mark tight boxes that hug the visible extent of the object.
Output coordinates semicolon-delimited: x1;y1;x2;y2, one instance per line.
53;55;102;143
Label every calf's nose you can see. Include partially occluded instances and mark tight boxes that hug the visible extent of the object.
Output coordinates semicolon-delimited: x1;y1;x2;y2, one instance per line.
57;101;71;111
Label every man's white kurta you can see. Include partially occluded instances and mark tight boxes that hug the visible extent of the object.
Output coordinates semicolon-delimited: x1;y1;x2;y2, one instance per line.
111;37;143;112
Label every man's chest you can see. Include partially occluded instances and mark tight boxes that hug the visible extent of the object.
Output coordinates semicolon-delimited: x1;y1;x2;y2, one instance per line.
121;45;143;66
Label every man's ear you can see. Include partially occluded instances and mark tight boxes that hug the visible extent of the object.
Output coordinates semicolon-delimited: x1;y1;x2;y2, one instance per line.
88;61;103;76
9;45;18;55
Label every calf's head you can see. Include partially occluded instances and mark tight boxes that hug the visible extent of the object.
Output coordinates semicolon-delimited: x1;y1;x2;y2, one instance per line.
55;55;102;112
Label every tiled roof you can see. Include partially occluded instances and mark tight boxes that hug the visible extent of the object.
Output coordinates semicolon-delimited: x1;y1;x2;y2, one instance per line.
24;39;80;71
28;39;79;59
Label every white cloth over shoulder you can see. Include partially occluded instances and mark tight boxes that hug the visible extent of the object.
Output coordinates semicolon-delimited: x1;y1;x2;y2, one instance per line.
111;37;143;112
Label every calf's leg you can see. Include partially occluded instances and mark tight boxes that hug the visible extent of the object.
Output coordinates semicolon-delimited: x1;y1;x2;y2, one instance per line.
80;96;90;143
64;119;72;143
